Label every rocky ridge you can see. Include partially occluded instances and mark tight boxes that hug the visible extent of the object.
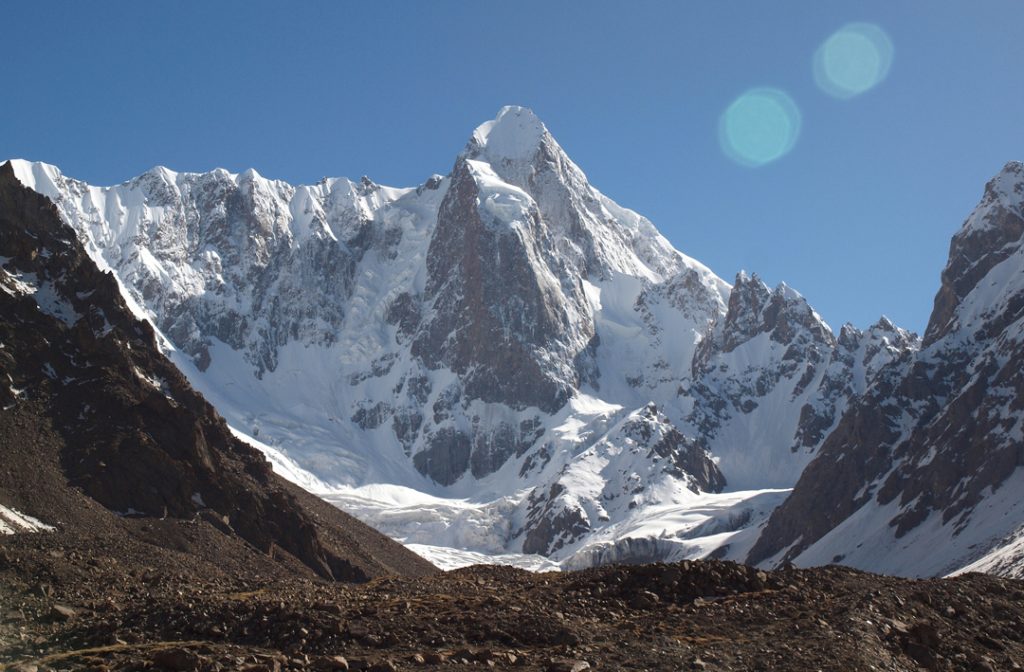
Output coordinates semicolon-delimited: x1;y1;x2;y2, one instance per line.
687;272;918;490
749;161;1024;576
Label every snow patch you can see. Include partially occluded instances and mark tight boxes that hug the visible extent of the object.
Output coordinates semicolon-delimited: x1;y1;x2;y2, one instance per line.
0;505;55;535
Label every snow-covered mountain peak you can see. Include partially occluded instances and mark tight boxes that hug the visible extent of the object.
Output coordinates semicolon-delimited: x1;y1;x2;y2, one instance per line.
983;160;1024;211
866;315;918;345
141;164;180;182
708;271;833;356
461;107;704;284
873;315;895;331
469;105;548;162
732;270;767;292
734;273;809;312
837;322;859;347
954;160;1024;241
462;106;573;193
839;317;916;353
774;280;803;302
925;159;1024;346
835;318;919;380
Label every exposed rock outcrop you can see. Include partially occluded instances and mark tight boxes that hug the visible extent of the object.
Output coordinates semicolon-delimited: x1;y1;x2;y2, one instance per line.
413;157;578;415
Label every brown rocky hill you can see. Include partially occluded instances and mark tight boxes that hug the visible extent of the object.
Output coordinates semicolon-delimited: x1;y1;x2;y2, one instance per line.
0;160;436;582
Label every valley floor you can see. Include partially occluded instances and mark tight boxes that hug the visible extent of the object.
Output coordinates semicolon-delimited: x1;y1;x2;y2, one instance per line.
2;531;1024;671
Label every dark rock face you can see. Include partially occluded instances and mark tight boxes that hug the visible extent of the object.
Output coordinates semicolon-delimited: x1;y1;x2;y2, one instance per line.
413;158;579;415
522;486;591;556
412;428;472;487
0;161;436;581
745;358;914;566
791;317;919;453
414;414;546;485
641;267;725;325
876;354;1023;540
749;162;1024;569
469;418;544;479
405;156;604;484
383;292;421;343
647;419;727;492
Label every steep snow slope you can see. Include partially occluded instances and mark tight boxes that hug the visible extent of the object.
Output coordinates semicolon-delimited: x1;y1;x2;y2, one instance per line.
6;108;925;568
749;161;1024;578
952;522;1024;579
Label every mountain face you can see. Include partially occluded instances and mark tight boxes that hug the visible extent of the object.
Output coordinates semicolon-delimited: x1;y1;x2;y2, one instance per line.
7;108;752;563
10;108;721;488
748;161;1024;577
6;109;1022;577
0;161;436;581
687;273;917;490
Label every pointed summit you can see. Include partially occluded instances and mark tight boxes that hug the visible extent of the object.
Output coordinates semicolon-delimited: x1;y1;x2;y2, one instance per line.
924;160;1024;345
984;160;1024;211
467;106;549;162
456;106;697;282
871;315;896;331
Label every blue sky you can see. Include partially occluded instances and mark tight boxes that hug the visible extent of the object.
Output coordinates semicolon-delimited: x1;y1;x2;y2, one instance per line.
3;2;1023;334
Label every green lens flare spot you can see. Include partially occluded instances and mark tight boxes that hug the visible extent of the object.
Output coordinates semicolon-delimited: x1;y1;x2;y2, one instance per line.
814;23;894;99
718;88;802;168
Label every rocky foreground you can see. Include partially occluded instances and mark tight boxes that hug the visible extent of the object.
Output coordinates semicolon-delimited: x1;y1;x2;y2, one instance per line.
2;531;1023;672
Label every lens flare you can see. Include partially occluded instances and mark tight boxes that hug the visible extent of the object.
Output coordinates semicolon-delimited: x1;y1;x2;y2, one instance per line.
814;22;893;99
718;88;802;168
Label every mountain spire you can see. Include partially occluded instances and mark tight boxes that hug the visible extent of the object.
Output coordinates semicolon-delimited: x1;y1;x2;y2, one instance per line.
467;106;549;162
